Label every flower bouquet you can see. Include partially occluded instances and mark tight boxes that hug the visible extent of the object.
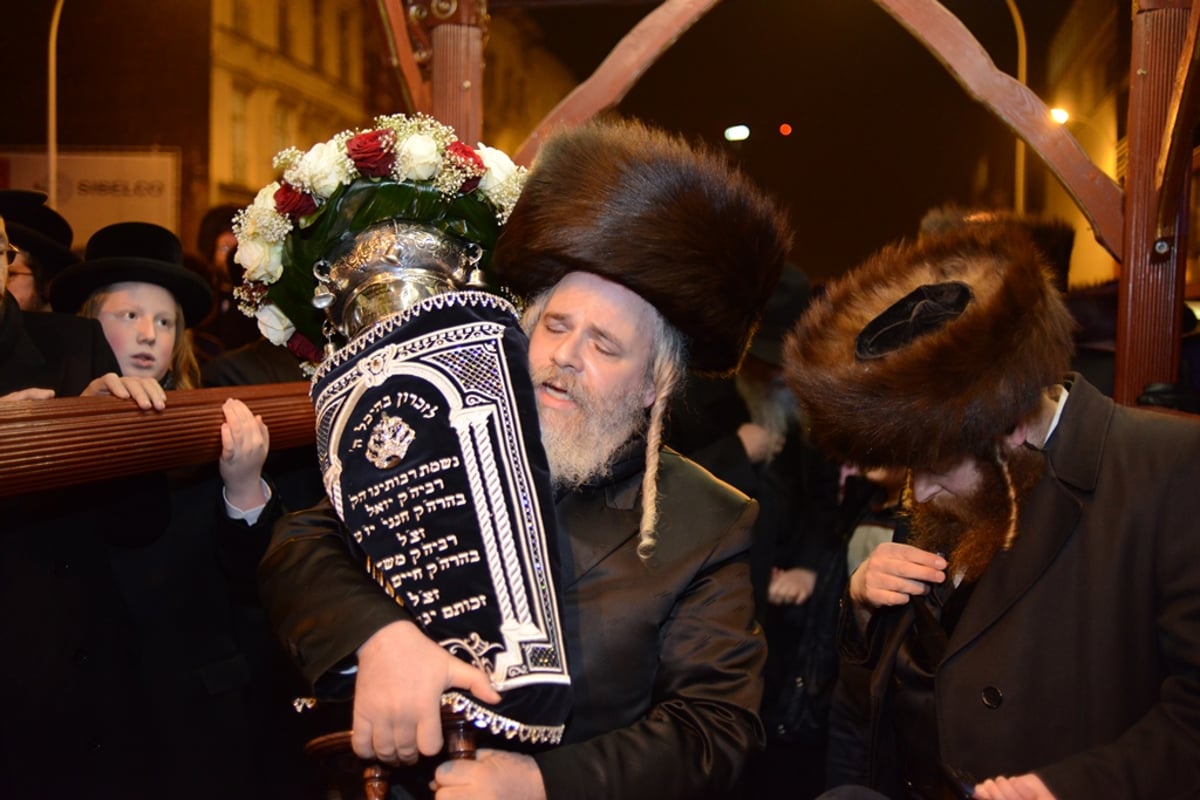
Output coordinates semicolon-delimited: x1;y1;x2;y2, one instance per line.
234;114;524;363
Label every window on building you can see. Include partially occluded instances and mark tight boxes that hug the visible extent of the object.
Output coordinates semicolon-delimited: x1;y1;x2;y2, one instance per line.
278;0;292;58
232;0;250;33
313;4;325;74
338;9;352;80
231;86;248;184
274;104;293;156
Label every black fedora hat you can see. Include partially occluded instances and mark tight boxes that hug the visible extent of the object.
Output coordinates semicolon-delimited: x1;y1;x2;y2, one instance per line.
0;190;80;279
51;222;213;326
747;264;811;368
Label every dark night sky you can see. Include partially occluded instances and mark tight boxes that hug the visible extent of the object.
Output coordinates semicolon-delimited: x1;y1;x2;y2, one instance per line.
1;0;1077;284
518;0;1075;282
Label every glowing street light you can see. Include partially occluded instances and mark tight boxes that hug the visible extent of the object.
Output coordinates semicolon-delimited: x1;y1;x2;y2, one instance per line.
724;125;750;143
1050;107;1070;125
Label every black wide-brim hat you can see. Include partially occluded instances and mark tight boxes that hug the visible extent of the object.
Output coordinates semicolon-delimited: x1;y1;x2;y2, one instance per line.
747;264;811;368
0;190;80;278
51;221;213;327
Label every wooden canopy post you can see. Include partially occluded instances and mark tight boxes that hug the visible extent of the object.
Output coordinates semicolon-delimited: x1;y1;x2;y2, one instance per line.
417;0;488;145
1116;0;1193;405
380;1;488;143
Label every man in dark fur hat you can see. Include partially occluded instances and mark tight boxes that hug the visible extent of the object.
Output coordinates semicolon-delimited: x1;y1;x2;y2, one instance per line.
258;117;791;799
786;224;1200;800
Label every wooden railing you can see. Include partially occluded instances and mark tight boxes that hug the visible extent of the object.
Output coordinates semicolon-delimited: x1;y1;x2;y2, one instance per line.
0;382;315;497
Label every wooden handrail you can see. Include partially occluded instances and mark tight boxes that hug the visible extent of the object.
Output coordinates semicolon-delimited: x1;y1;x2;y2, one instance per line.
0;382;315;497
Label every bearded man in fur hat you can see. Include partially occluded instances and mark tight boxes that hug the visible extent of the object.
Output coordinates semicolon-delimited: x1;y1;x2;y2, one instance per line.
258;117;791;800
786;225;1200;800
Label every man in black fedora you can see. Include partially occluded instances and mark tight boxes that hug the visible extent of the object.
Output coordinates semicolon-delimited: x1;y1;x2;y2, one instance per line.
0;189;80;312
0;209;178;798
0;200;165;408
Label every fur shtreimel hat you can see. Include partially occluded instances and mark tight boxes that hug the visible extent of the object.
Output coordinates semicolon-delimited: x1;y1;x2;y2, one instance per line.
492;118;792;376
920;206;1076;293
784;223;1075;470
51;222;213;327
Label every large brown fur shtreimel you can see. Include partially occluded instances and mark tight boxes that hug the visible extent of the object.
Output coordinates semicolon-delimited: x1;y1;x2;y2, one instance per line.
784;224;1075;470
492;118;791;376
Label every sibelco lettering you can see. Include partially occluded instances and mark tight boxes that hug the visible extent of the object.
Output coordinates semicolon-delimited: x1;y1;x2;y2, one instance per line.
76;179;165;198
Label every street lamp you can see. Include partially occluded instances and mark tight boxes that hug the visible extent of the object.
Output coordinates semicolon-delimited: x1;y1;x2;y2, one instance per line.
1005;0;1027;214
48;0;66;207
1048;106;1108;142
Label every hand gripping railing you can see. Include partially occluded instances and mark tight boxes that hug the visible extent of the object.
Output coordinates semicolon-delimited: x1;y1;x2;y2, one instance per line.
0;382;315;497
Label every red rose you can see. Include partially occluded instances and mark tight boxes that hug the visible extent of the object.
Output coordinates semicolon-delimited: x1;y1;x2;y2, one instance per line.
447;141;485;191
447;141;485;172
347;129;396;177
286;331;324;363
274;182;318;220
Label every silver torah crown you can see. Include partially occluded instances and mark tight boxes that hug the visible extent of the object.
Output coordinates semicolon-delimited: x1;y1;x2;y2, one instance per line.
312;220;485;342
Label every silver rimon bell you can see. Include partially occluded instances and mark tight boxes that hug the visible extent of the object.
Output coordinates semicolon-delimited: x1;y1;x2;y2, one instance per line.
311;220;484;342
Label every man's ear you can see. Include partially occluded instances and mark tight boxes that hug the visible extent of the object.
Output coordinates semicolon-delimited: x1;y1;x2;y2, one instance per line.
642;381;656;409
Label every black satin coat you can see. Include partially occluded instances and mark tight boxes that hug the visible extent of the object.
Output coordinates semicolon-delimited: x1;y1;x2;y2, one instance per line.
259;446;767;800
0;292;119;396
0;293;167;797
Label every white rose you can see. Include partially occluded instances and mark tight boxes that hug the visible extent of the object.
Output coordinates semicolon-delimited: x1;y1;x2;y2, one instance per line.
253;181;281;210
235;237;284;283
235;206;291;244
297;141;348;197
398;134;440;181
255;303;295;346
476;145;517;194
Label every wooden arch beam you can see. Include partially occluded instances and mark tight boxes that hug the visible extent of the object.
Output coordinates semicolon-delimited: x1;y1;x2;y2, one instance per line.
377;0;433;115
514;0;722;166
873;0;1126;261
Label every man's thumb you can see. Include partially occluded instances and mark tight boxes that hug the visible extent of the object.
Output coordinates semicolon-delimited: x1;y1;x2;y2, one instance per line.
449;660;501;704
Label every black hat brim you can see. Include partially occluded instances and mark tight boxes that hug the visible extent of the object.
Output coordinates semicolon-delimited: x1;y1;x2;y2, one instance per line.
51;257;213;327
6;221;80;278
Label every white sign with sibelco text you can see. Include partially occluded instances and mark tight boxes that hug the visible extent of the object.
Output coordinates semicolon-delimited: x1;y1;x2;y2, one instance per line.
0;150;180;244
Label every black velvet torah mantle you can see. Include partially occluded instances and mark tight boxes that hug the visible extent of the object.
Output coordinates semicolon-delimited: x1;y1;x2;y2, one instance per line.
311;291;570;745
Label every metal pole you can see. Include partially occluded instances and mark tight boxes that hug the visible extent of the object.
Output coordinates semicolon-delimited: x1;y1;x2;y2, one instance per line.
48;0;66;207
1005;0;1027;213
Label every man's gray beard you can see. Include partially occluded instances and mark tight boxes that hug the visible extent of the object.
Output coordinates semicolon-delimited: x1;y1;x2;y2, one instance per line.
533;365;649;492
735;373;801;449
